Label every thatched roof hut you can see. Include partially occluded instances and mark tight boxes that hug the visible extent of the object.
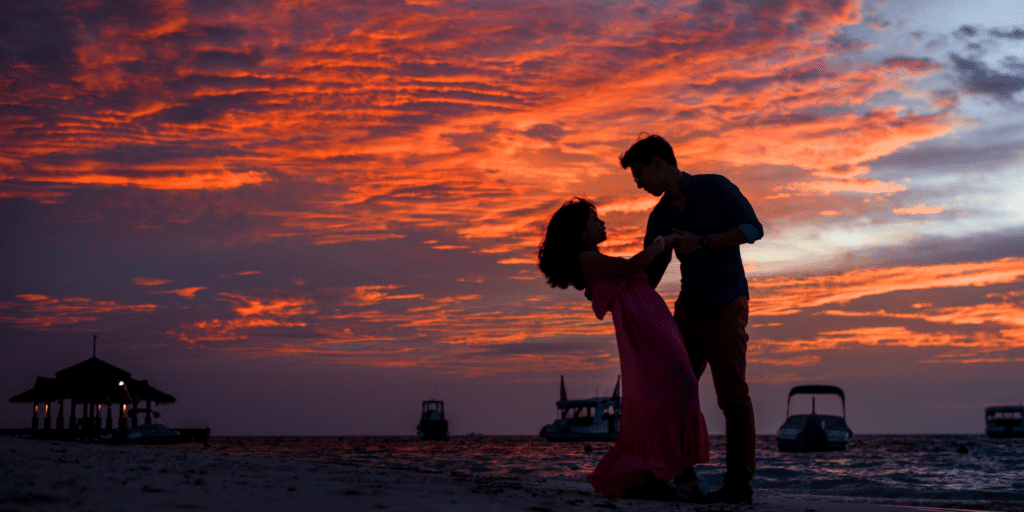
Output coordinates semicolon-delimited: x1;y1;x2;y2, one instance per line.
9;355;175;435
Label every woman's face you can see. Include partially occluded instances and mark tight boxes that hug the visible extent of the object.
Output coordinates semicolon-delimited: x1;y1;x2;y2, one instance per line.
582;209;606;245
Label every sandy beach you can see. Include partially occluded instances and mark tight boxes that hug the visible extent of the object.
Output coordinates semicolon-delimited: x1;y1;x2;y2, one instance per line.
1;436;994;512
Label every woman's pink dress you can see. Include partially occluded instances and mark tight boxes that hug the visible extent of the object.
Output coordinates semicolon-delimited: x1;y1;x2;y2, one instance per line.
586;272;710;497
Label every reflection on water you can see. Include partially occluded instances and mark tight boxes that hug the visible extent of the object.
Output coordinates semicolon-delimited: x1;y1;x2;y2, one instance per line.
161;435;1024;508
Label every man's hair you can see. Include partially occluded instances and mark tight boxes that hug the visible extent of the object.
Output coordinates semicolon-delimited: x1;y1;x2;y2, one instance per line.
619;134;677;169
537;197;595;290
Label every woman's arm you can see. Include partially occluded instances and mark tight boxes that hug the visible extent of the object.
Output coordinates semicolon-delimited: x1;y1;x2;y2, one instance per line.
579;234;677;281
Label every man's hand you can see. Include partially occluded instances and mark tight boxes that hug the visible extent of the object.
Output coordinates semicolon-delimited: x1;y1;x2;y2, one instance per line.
671;229;702;254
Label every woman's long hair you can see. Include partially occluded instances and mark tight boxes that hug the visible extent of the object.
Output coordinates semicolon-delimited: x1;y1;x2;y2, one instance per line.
538;197;595;290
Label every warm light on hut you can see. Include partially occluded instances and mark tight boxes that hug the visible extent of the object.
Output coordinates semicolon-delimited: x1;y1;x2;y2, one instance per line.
7;338;177;440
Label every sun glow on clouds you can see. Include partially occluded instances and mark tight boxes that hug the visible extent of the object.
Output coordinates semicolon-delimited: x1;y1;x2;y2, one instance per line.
748;258;1024;363
750;258;1024;316
134;277;172;286
0;295;157;327
156;287;207;299
893;203;947;215
4;0;1024;402
2;0;970;260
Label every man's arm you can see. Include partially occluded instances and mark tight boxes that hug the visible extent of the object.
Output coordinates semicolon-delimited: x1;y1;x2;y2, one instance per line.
718;175;763;241
673;226;753;254
674;175;763;254
643;208;672;288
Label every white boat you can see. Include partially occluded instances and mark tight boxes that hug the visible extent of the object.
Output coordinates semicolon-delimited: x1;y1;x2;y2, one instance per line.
539;376;620;442
776;385;852;452
986;405;1024;438
101;424;181;445
416;400;449;440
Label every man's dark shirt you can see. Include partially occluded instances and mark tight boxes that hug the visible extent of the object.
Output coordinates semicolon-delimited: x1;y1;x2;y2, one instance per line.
644;172;763;318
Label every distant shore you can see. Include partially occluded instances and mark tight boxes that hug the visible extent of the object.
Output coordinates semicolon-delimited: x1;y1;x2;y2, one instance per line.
0;436;995;512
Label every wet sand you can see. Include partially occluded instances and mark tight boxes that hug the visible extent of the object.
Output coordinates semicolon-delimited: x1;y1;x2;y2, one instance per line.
0;436;984;512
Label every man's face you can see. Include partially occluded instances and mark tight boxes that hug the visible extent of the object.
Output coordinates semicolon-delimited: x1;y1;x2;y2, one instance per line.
631;158;663;196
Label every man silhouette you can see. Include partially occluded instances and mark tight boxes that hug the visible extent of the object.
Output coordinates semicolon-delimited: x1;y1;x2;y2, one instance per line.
620;134;763;504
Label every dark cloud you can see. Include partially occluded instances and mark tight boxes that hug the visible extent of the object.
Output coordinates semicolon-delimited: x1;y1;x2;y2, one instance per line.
71;0;174;38
869;137;1024;175
955;24;979;38
1002;56;1024;72
194;49;265;70
809;227;1024;273
153;92;263;124
0;1;80;80
949;53;1024;101
523;124;565;142
990;27;1024;40
167;73;282;95
481;341;596;356
78;142;252;166
197;24;250;43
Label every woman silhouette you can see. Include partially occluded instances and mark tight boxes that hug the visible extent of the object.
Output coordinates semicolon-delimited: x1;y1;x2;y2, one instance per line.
538;197;709;500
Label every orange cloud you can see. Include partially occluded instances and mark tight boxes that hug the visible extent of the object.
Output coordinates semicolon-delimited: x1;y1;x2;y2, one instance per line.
347;286;424;306
822;302;1024;329
751;258;1024;316
156;287;207;299
25;170;266;190
1;0;964;270
779;178;907;195
219;293;316;317
498;257;535;265
758;324;1024;361
750;354;821;366
893;203;947;215
134;277;172;286
0;294;158;327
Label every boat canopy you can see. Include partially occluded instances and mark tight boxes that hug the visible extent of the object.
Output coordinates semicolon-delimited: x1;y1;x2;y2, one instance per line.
986;405;1023;413
788;385;844;400
421;400;444;414
786;385;846;418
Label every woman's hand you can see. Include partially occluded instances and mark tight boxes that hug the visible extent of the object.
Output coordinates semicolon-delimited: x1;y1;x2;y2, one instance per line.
671;229;703;254
661;232;681;251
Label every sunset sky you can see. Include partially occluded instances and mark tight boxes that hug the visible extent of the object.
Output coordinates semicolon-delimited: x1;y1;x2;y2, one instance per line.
3;0;1023;436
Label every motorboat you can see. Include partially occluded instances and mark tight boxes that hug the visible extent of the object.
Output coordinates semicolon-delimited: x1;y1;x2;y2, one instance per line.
985;405;1024;438
416;400;449;440
776;385;852;452
539;376;620;442
101;424;181;445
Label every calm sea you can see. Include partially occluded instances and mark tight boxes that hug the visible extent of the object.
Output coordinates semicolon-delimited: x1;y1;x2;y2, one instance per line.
161;435;1024;510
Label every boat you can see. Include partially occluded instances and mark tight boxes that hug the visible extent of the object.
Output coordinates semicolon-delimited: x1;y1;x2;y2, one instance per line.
776;385;853;452
416;400;449;440
539;375;620;442
101;424;181;445
985;405;1024;438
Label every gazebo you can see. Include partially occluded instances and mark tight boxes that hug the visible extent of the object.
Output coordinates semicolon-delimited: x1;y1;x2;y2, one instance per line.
8;345;175;439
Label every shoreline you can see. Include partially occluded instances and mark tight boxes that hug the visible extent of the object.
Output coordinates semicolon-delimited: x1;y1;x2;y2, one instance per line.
0;436;998;512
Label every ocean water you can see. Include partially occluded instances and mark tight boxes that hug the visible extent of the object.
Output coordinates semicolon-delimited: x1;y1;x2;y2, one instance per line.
161;435;1024;510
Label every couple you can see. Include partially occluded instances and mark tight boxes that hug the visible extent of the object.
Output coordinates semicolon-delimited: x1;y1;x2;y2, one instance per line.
538;135;763;504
